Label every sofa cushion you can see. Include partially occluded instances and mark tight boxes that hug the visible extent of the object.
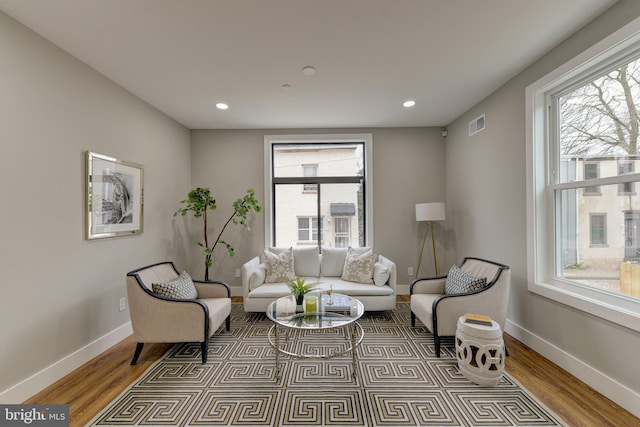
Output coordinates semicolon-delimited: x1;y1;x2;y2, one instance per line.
247;277;394;299
264;247;296;283
293;246;320;277
320;277;394;296
373;262;390;286
321;247;347;276
341;247;374;284
247;281;296;299
444;265;487;294
152;271;198;299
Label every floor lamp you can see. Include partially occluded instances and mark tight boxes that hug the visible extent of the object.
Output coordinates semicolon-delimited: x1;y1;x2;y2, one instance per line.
415;202;445;278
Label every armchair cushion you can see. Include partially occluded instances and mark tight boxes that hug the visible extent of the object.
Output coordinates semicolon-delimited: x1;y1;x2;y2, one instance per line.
444;265;487;294
341;247;374;284
152;271;198;299
264;247;296;283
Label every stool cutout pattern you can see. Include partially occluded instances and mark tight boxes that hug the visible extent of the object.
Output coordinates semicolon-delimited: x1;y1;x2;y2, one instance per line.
455;316;505;386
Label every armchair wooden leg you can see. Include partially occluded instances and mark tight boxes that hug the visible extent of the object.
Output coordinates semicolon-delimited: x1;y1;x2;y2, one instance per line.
201;341;208;364
411;312;416;327
131;342;144;365
434;336;441;358
225;315;231;332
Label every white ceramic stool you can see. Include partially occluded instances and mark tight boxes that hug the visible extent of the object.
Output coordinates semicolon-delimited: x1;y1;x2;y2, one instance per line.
455;316;505;386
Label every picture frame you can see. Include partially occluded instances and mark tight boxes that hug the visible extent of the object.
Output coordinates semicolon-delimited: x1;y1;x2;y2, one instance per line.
86;151;144;239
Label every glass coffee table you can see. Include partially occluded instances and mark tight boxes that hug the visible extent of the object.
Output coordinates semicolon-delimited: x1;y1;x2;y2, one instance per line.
266;291;365;380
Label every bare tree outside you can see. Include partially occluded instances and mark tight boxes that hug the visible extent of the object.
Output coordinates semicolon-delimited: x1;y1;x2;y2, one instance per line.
560;57;640;157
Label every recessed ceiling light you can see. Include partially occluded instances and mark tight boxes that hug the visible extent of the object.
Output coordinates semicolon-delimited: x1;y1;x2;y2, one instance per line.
282;84;292;90
302;66;316;76
403;100;416;108
216;102;229;110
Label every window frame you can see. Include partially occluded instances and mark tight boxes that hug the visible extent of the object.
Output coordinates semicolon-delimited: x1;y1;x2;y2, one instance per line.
526;16;640;332
264;133;373;249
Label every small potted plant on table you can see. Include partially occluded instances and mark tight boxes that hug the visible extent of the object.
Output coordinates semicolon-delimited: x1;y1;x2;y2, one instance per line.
286;276;318;307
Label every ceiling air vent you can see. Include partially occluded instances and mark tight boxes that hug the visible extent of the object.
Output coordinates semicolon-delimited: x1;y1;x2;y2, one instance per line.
469;114;485;136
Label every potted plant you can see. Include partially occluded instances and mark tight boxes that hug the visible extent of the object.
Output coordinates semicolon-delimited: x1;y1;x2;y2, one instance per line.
174;187;261;281
286;276;319;306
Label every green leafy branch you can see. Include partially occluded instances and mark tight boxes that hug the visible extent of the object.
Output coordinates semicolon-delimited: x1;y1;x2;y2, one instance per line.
175;187;261;281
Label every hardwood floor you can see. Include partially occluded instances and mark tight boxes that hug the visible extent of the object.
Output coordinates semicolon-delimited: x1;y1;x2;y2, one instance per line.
25;297;639;427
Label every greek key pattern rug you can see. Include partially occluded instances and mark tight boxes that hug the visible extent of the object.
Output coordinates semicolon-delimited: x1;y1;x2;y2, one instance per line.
89;303;564;426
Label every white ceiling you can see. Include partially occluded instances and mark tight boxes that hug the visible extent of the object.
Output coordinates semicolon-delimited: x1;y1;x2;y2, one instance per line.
0;0;617;129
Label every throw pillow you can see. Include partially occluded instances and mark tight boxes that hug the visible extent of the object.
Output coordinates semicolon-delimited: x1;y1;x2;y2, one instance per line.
264;247;296;283
373;262;390;286
341;246;374;284
249;263;267;290
444;265;487;294
152;271;198;300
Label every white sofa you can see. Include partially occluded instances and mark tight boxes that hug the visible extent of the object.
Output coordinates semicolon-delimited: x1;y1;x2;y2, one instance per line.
241;247;397;312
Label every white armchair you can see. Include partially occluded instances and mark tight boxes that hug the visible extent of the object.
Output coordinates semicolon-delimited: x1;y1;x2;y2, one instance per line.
410;257;510;357
126;261;231;364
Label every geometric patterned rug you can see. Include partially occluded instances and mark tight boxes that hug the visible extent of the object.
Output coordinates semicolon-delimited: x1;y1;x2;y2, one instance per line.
89;303;565;426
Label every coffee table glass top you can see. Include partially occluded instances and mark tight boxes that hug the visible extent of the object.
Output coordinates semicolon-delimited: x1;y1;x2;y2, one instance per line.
266;291;364;329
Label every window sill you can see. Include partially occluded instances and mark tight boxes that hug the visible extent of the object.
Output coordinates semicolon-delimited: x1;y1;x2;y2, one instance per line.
528;279;640;333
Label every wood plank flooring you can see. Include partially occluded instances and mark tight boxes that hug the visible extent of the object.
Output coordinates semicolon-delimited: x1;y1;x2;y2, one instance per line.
25;297;640;427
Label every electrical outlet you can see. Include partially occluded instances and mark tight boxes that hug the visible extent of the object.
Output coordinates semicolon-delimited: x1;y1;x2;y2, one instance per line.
408;267;414;276
118;297;126;312
235;269;241;278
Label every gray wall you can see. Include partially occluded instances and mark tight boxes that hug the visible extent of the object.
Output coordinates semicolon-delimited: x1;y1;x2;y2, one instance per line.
444;0;640;403
0;12;191;393
189;128;447;292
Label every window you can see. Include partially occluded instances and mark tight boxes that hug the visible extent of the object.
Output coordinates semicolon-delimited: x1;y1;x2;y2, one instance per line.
303;164;318;192
526;17;640;331
589;214;607;246
264;134;372;249
619;161;635;194
298;217;322;242
583;162;600;194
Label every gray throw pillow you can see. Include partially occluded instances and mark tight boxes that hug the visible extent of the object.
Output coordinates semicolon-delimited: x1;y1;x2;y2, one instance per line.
444;265;487;294
152;271;198;299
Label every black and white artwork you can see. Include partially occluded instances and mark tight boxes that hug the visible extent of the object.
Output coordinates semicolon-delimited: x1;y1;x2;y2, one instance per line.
86;151;143;239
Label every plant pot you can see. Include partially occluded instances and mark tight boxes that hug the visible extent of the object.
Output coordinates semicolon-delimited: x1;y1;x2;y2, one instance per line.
296;295;304;306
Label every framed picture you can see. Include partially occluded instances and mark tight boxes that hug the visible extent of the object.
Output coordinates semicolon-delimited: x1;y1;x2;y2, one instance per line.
86;151;144;239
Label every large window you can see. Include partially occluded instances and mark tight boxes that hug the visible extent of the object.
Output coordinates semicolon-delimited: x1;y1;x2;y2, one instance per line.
526;17;640;331
264;134;372;249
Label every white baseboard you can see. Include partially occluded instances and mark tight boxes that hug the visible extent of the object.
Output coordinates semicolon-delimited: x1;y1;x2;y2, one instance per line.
504;319;640;418
0;322;133;404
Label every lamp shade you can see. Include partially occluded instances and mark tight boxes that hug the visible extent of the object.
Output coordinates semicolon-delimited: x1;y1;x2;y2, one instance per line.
415;202;445;222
